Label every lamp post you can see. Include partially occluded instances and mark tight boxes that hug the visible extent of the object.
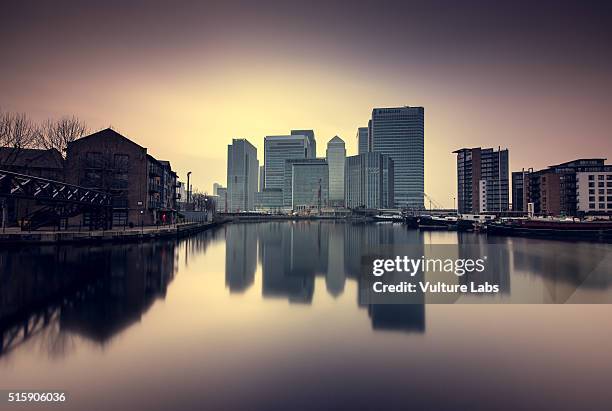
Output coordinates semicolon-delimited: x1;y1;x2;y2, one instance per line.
186;171;192;204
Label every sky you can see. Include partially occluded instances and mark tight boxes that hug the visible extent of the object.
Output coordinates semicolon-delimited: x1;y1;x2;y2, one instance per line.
1;0;611;207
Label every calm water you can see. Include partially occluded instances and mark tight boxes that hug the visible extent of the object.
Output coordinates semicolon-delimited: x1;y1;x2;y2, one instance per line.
1;221;612;411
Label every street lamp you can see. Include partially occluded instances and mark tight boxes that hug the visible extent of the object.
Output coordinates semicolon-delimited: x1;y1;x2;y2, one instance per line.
186;171;192;204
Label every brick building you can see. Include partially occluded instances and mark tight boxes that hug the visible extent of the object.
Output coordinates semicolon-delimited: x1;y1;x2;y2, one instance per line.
65;128;177;227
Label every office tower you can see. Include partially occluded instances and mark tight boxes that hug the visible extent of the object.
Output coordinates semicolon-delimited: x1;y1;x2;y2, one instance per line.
283;158;329;211
370;106;424;209
255;188;283;211
326;136;346;206
227;139;258;212
291;129;316;158
264;134;310;190
216;187;227;212
345;153;394;209
213;183;222;196
259;165;265;191
511;169;531;212
357;127;369;155
454;147;509;214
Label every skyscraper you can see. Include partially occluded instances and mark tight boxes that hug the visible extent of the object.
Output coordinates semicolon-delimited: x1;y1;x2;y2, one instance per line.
227;139;258;212
291;129;316;158
283;158;329;210
326;136;346;206
370;106;424;209
264;134;310;190
357;127;369;155
511;169;531;212
454;147;509;214
259;165;265;191
345;153;394;209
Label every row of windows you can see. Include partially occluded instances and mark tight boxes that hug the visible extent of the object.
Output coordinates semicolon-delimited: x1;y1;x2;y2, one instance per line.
588;203;612;209
586;174;612;181
86;152;129;171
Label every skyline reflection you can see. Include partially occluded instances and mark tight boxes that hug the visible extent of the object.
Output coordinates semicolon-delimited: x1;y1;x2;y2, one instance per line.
1;221;612;361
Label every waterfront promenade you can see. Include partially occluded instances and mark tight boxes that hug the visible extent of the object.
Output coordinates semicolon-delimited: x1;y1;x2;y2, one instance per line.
0;220;224;245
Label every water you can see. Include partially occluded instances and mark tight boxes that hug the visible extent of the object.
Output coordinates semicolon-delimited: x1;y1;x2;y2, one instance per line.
1;221;612;410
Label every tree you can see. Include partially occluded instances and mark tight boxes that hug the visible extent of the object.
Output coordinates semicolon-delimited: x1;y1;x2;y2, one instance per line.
38;116;88;156
0;111;38;167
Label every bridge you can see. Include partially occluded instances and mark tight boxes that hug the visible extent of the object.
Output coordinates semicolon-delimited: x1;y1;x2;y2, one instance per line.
0;169;112;230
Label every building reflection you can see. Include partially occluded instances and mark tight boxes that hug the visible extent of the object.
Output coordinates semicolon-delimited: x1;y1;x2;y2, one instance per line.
225;224;257;293
0;241;177;356
457;236;511;295
249;221;427;333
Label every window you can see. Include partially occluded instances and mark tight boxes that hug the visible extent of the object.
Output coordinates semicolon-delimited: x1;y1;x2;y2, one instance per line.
589;196;595;202
589;203;595;209
607;182;612;188
599;203;605;209
599;189;605;195
599;182;605;188
607;175;612;180
84;170;102;187
589;182;595;188
86;152;103;169
114;154;129;172
112;210;128;226
598;175;605;180
112;172;128;189
589;189;595;194
588;175;595;181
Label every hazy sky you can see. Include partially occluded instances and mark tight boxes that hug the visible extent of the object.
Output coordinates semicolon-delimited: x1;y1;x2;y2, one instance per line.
1;0;611;207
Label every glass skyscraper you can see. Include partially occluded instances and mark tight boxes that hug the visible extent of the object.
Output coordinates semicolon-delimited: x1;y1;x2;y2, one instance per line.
345;153;394;209
370;106;424;209
263;135;310;190
283;158;329;210
357;127;369;155
291;129;316;158
326;136;346;206
227;139;258;212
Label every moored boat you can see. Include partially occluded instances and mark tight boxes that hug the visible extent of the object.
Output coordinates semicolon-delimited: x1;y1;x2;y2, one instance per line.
417;215;458;230
486;219;612;241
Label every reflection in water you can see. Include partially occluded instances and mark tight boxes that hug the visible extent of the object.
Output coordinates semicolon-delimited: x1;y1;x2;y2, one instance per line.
2;221;612;359
1;222;612;411
0;242;176;357
225;224;257;293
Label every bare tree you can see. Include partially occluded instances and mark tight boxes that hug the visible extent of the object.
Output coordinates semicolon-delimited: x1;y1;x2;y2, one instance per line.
0;111;38;167
38;116;88;155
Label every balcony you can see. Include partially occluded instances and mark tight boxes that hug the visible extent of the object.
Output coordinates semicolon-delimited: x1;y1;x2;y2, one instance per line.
149;182;161;193
148;165;162;177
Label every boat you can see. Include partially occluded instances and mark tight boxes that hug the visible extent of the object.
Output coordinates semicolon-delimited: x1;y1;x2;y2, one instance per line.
457;214;497;232
417;215;458;230
373;214;404;223
486;218;612;242
403;215;419;228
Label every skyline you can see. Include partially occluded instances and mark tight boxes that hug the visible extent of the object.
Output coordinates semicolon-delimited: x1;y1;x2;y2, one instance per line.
1;1;611;207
